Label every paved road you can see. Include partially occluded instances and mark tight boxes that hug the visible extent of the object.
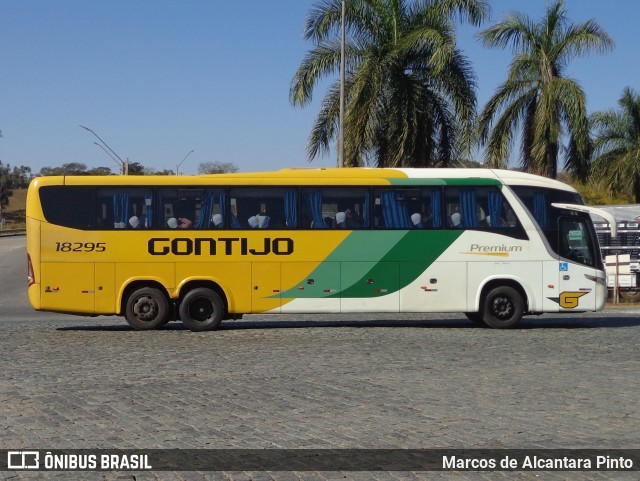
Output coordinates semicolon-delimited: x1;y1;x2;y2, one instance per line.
1;236;639;481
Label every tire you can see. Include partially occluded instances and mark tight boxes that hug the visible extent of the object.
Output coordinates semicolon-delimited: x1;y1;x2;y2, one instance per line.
179;288;225;332
481;286;524;329
124;287;170;330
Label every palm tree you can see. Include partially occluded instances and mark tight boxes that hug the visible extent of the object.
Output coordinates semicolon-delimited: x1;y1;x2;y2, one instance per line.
290;0;489;167
590;87;640;202
477;0;613;179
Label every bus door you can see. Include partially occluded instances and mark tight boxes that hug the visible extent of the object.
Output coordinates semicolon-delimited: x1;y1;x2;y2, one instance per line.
540;203;615;312
555;216;601;311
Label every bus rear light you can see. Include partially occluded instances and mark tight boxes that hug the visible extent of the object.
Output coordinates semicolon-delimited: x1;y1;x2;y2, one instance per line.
27;253;35;286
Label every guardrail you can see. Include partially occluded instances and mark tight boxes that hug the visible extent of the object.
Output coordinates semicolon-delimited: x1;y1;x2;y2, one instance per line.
0;228;26;237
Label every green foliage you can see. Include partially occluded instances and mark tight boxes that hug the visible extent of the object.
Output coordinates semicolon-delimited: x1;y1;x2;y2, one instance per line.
589;87;640;202
88;167;114;176
36;162;188;177
477;0;613;179
125;161;145;175
198;161;239;174
147;169;175;176
570;181;632;205
0;162;33;189
291;0;489;167
0;162;33;209
38;163;114;176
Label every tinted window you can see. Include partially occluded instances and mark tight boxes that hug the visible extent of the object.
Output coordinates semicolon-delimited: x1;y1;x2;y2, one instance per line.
443;186;526;239
510;186;583;229
40;186;95;229
559;216;601;268
158;187;225;229
373;187;443;229
230;187;297;229
300;187;369;229
511;186;584;248
97;187;154;229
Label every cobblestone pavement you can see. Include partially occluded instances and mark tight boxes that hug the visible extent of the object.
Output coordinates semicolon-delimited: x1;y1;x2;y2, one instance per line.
1;237;639;481
2;311;639;481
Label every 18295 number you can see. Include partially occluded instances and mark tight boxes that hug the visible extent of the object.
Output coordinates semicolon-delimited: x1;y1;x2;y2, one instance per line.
55;242;106;252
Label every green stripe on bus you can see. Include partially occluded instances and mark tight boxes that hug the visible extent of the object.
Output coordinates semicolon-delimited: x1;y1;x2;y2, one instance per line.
280;230;463;299
336;230;463;298
278;231;405;299
387;178;502;186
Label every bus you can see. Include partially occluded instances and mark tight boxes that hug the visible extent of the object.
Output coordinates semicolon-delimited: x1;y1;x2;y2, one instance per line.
26;168;616;330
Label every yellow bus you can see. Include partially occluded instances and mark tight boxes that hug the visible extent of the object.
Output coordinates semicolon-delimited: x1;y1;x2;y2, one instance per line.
26;168;615;330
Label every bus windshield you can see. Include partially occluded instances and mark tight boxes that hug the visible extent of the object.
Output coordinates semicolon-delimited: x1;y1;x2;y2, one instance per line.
510;186;602;269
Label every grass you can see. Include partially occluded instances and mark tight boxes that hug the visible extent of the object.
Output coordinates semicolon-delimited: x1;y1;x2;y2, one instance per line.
1;188;27;229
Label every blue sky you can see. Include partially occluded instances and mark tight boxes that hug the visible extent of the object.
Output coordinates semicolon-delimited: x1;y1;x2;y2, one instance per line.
0;0;638;175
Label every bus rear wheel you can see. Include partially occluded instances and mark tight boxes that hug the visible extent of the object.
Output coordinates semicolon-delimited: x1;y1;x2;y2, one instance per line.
125;287;170;330
179;288;224;332
482;286;524;329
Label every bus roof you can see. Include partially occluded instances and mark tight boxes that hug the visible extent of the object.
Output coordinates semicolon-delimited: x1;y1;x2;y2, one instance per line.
30;167;577;192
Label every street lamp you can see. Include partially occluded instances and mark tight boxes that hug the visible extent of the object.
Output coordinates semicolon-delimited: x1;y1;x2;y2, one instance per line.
93;142;121;170
80;125;129;175
176;149;194;176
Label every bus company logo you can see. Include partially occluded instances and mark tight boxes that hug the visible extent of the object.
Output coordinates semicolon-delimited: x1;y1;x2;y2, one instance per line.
464;244;523;257
148;237;294;256
548;291;589;309
7;451;39;469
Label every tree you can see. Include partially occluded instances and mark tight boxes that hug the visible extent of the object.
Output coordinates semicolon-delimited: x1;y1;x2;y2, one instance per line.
477;0;613;179
145;168;175;175
290;0;488;167
126;161;145;175
39;163;90;176
0;162;34;216
87;167;114;176
0;162;11;212
590;87;640;202
38;164;114;176
198;161;239;174
1;164;33;188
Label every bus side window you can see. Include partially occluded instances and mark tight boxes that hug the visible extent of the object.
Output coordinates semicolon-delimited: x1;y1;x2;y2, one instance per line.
301;188;369;229
230;188;297;229
442;186;525;238
194;189;225;229
374;187;435;229
96;187;153;229
40;186;95;230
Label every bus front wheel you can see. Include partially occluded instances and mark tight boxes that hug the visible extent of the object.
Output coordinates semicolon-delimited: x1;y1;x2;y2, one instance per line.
482;286;524;329
124;287;170;330
179;288;224;332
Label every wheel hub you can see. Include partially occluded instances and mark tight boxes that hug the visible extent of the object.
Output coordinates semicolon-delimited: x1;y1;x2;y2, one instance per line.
190;298;214;322
133;296;159;322
492;296;514;319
